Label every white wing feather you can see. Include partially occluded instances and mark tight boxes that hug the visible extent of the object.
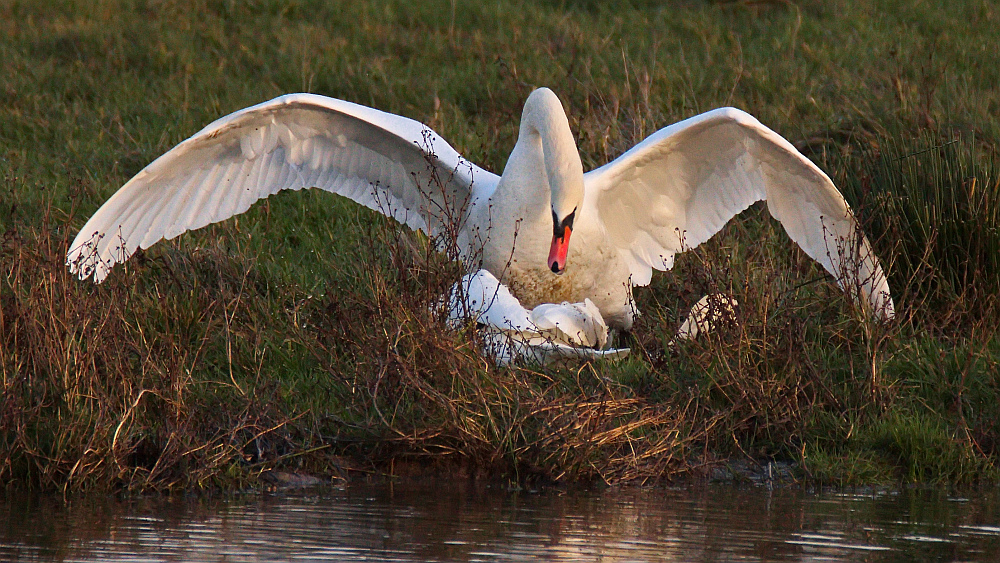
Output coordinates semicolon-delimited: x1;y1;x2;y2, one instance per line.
530;299;608;349
67;93;499;282
582;107;894;319
448;269;534;333
447;270;628;365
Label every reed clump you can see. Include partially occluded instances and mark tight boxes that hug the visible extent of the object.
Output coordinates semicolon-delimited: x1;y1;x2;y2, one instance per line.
834;132;1000;329
0;194;331;491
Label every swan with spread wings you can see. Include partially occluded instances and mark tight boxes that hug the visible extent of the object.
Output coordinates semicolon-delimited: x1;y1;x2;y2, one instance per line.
67;87;894;330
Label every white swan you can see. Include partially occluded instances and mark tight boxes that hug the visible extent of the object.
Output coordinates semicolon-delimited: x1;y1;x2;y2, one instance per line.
446;269;630;365
66;88;894;328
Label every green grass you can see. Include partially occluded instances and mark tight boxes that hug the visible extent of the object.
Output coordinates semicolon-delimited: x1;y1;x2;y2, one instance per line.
2;0;1000;491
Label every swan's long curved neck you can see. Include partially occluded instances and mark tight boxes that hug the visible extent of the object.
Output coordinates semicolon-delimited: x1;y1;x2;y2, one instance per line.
479;88;584;275
516;88;584;218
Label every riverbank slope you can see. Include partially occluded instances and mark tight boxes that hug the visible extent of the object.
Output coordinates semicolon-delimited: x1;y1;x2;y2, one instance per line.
2;0;998;491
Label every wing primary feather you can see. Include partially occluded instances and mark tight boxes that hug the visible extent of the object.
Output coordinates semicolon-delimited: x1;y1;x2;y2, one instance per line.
184;160;237;233
160;168;216;243
98;194;155;267
113;185;170;254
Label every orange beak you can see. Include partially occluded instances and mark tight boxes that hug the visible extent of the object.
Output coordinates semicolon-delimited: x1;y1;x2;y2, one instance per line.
547;225;572;274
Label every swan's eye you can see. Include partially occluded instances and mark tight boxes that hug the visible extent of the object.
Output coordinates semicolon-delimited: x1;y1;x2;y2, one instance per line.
552;208;576;238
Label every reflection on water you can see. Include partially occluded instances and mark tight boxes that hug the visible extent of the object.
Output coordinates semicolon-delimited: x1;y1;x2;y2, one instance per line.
2;480;998;562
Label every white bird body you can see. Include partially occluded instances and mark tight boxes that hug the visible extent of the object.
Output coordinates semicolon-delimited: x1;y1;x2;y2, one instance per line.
67;88;895;330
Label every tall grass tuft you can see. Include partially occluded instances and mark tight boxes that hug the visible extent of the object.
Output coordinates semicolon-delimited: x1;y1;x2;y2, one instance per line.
835;134;1000;328
0;189;335;492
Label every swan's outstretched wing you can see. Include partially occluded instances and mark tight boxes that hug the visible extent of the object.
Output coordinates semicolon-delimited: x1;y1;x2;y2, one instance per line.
582;107;894;319
67;93;499;282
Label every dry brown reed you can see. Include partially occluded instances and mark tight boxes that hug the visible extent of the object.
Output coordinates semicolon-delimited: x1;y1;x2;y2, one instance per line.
0;198;326;492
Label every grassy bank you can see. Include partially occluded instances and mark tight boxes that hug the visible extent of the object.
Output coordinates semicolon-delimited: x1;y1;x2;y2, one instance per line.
2;0;999;491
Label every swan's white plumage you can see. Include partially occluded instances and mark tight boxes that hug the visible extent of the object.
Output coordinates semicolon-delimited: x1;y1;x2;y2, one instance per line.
67;88;894;330
448;269;534;335
447;270;629;365
530;299;608;350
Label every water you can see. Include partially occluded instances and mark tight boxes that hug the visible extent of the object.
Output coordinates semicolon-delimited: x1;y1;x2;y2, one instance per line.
2;480;998;562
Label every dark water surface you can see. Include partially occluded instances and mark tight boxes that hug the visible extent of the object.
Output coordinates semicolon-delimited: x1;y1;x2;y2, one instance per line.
2;480;999;562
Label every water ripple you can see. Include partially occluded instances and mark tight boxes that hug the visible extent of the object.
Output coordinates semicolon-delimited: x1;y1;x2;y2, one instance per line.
2;483;999;562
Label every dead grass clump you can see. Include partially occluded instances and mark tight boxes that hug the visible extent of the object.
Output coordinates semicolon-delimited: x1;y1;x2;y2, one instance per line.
0;198;323;492
519;390;713;484
305;217;708;484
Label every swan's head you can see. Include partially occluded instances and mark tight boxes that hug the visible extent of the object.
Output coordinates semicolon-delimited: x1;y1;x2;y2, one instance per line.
548;206;576;274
